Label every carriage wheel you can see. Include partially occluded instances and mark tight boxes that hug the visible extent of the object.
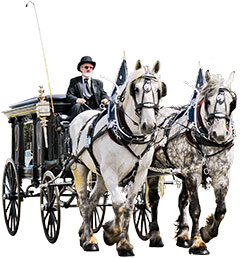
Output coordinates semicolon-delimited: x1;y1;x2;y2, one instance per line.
88;172;107;233
40;171;60;243
91;193;107;233
133;183;151;240
2;159;21;236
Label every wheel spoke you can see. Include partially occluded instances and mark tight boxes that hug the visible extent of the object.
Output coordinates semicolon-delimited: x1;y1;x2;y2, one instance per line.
50;212;57;236
133;184;151;240
3;182;11;193
43;210;50;222
143;211;148;236
40;171;60;243
4;199;11;214
136;209;142;228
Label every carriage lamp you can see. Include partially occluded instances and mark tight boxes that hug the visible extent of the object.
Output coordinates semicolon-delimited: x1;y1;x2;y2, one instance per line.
36;85;51;148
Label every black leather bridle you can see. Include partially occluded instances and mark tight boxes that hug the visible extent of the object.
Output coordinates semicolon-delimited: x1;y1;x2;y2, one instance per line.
195;87;236;144
205;87;236;127
131;74;161;117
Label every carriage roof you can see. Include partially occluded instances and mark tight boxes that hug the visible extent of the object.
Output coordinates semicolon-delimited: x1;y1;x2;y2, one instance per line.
3;93;71;120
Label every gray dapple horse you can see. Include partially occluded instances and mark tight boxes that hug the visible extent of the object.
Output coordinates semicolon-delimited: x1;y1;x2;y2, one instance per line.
69;60;167;256
147;71;236;254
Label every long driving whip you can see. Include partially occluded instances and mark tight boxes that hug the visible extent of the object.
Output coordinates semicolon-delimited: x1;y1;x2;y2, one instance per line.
26;1;55;115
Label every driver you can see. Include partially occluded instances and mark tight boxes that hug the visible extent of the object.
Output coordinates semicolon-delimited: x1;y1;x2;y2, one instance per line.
66;56;109;120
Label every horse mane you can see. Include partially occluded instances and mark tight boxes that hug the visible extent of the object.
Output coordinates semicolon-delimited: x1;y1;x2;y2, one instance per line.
207;74;225;88
199;74;226;97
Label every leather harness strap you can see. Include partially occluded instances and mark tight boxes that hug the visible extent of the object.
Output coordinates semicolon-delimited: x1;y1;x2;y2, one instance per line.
74;110;108;175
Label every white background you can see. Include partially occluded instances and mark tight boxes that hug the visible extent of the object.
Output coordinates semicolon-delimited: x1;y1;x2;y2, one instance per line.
0;0;239;257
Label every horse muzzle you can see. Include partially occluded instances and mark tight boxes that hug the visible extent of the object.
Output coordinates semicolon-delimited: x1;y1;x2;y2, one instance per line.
141;121;157;135
210;119;232;144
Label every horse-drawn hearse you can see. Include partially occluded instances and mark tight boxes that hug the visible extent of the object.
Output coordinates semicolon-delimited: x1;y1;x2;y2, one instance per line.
2;60;167;255
2;61;237;256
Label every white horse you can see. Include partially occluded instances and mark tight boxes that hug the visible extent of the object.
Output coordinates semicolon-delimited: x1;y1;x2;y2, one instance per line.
69;60;167;256
147;70;236;254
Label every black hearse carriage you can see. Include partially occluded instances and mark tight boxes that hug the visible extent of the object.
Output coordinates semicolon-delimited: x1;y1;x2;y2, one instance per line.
2;86;106;243
2;86;163;244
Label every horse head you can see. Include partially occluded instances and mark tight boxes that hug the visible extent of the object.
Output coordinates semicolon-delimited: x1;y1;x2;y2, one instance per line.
118;60;167;135
198;70;237;144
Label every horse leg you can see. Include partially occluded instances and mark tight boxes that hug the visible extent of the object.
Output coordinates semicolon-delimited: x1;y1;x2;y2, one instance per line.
116;195;135;256
148;176;164;247
200;175;228;243
187;178;210;255
117;170;148;256
71;163;99;251
175;181;191;248
102;173;124;247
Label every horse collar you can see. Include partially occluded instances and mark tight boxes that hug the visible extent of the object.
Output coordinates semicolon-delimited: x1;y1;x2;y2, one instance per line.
107;102;155;145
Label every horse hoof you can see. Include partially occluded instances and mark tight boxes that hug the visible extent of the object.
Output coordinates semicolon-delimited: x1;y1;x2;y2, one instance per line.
200;227;211;243
149;238;164;247
103;231;115;246
117;249;135;257
83;243;99;252
80;239;83;247
189;246;210;255
176;238;191;248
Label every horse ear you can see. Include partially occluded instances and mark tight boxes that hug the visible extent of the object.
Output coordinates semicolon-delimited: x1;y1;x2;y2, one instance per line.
205;70;211;82
135;60;142;70
152;61;160;74
226;71;235;88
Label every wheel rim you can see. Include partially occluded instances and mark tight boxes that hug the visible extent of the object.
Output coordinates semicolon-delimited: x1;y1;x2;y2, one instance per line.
40;171;60;243
133;185;151;240
2;159;21;236
91;193;107;233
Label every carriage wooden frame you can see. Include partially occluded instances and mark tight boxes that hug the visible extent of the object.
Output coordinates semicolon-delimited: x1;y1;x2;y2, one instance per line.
2;86;180;243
